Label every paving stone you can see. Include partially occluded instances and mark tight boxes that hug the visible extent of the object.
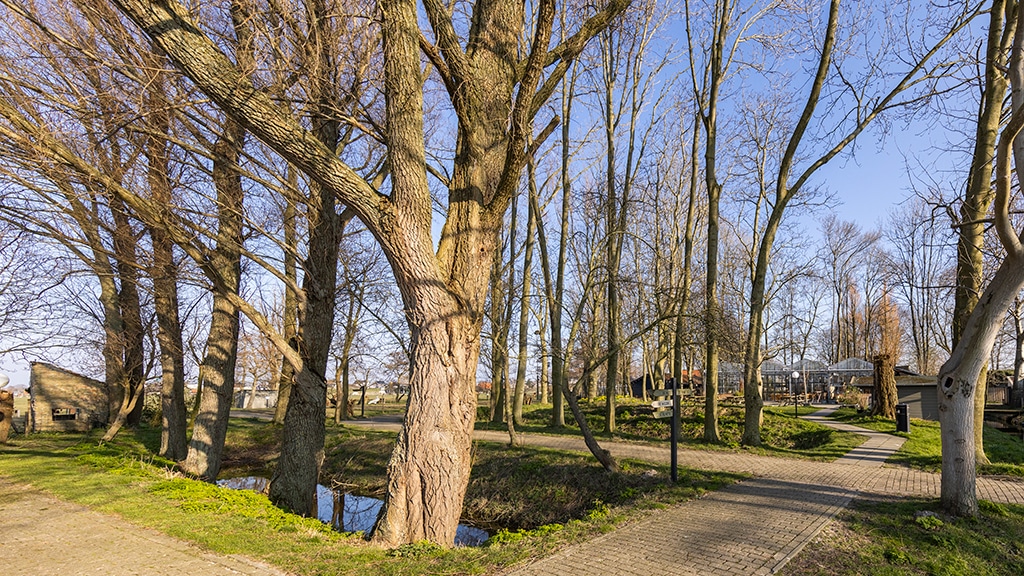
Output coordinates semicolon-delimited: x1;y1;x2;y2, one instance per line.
0;480;287;576
5;408;1023;576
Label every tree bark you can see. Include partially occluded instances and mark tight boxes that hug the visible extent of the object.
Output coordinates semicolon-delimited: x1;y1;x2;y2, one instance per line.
953;0;1015;467
371;288;480;546
942;15;1024;513
109;196;147;428
872;354;897;419
145;77;187;461
181;124;245;481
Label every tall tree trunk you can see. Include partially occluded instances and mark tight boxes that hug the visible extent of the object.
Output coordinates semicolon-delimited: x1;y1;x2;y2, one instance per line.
603;29;620;435
269;173;339;512
181;122;245;481
673;106;700;396
273;183;298;425
942;15;1024;513
513;173;538;425
543;40;581;429
741;0;839;445
953;0;1014;467
537;305;549;404
145;79;187;461
109;197;146;427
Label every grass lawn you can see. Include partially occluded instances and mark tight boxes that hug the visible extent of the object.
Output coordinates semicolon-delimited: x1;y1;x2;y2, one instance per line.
0;419;740;575
475;398;864;461
781;497;1024;576
829;408;1024;476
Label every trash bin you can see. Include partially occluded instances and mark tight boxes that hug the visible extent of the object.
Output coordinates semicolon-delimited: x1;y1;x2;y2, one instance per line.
895;403;910;433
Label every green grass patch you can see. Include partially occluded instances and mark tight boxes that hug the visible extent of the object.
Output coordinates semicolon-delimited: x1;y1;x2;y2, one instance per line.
475;399;864;461
830;408;1024;475
781;497;1024;576
0;419;741;575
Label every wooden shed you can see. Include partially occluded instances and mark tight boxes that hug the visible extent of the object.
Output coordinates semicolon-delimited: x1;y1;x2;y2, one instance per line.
27;362;110;432
895;376;939;421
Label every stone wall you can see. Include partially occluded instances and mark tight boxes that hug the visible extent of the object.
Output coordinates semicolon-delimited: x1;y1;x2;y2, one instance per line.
28;362;110;433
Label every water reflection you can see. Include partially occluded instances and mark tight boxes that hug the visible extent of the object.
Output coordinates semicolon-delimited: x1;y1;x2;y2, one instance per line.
218;477;488;546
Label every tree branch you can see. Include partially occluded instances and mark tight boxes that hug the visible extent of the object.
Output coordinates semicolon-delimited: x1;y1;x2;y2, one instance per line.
108;0;388;234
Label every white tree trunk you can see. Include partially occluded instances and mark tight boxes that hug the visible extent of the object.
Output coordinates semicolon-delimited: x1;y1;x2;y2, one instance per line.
940;253;1024;515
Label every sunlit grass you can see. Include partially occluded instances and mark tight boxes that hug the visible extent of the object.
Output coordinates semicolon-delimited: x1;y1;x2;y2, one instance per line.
781;497;1024;576
829;408;1024;476
0;419;741;575
475;398;865;461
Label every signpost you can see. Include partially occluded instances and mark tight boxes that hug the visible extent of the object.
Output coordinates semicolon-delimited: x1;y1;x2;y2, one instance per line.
651;386;679;482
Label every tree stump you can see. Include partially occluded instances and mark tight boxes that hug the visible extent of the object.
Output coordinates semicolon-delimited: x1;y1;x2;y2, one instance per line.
0;389;14;443
871;354;897;419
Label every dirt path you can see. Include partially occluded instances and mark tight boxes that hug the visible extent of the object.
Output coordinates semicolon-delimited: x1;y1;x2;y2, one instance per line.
0;478;288;576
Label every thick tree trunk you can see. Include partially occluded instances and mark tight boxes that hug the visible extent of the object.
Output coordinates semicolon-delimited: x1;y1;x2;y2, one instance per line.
268;0;342;514
872;354;897;419
268;178;339;514
941;254;1024;515
182;291;240;479
371;292;479;546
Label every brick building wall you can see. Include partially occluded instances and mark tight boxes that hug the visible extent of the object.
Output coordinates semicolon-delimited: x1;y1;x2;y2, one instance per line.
28;362;110;432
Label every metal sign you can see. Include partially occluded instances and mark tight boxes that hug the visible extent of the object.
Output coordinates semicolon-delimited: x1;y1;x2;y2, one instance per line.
653;409;673;419
651;399;673;408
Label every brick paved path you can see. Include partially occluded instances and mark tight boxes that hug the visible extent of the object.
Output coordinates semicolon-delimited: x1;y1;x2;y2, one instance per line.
346;409;1024;575
4;409;1023;576
490;408;1024;576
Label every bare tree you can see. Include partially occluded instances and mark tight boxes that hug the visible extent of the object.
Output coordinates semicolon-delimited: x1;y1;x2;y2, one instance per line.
100;0;627;545
952;0;1017;468
939;0;1024;516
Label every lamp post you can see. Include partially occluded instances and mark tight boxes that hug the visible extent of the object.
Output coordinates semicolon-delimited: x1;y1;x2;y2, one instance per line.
791;370;800;417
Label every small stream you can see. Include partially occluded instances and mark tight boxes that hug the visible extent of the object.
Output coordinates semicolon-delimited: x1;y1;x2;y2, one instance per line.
218;477;489;546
